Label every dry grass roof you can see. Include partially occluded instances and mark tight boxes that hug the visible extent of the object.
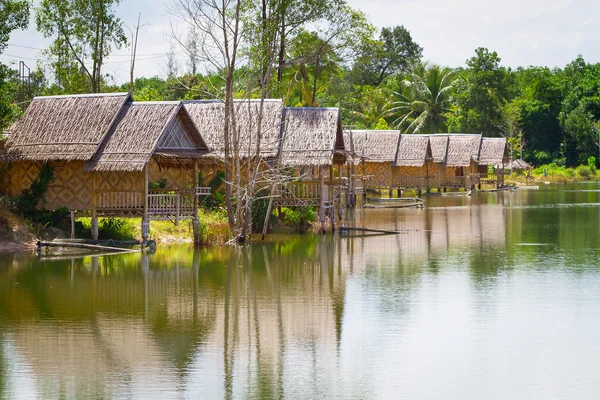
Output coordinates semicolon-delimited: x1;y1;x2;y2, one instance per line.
479;137;508;165
350;130;400;163
6;93;131;161
183;99;283;159
395;134;432;166
428;134;482;166
279;108;343;166
85;102;208;172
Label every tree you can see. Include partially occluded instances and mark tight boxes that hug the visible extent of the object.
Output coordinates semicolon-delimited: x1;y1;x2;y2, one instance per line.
0;0;29;131
0;0;29;53
558;56;600;166
285;6;373;106
351;25;422;86
389;63;458;134
36;0;127;93
447;48;512;136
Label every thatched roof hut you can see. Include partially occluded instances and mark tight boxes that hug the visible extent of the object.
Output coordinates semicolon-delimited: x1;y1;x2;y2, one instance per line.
85;102;208;172
479;137;509;165
394;134;432;167
428;134;482;167
183;99;283;159
279;107;345;166
446;134;482;167
498;158;532;171
5;93;132;161
350;130;400;163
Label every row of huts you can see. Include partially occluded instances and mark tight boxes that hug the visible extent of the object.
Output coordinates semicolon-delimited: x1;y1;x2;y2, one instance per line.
345;130;509;195
1;93;508;240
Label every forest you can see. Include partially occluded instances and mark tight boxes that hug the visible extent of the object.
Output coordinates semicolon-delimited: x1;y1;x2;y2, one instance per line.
1;0;600;169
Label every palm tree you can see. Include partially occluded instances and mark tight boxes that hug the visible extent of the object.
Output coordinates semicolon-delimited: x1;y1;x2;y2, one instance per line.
389;63;459;134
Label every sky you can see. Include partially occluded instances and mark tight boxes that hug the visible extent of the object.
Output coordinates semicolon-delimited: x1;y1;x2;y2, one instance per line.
1;0;599;85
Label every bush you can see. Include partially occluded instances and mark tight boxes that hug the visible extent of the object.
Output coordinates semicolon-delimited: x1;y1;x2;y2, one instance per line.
276;206;317;231
98;218;136;240
576;165;592;178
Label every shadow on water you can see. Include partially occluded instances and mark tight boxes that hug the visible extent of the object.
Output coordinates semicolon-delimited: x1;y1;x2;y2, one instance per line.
1;183;600;398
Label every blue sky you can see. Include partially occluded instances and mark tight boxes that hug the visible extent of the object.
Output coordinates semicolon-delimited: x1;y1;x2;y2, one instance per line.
1;0;599;84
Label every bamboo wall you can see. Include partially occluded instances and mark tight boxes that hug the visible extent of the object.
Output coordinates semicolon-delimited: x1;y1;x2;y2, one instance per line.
9;159;198;212
356;162;392;188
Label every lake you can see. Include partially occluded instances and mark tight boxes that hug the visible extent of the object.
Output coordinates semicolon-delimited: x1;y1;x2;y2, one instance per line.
1;183;600;399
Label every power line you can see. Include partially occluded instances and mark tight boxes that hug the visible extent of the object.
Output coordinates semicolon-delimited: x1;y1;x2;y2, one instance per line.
7;42;182;57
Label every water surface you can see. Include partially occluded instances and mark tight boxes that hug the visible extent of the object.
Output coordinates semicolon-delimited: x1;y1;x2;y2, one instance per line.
2;183;600;399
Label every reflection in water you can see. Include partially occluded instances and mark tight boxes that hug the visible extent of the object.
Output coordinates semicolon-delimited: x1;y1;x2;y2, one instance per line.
1;184;600;398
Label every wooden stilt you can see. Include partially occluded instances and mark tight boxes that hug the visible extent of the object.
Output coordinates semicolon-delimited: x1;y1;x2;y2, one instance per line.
193;160;200;245
142;164;150;243
319;167;326;234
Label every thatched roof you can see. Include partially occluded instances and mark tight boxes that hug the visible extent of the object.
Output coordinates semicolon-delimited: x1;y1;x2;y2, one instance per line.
497;158;532;170
6;93;132;161
429;135;449;163
349;130;400;163
479;137;508;165
183;99;283;159
429;134;482;167
395;134;432;166
446;134;481;167
85;102;208;172
279;107;344;166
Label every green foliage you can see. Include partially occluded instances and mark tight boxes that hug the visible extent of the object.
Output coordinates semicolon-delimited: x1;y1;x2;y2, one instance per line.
390;63;458;134
35;0;127;93
14;163;54;218
198;170;226;210
448;48;512;135
588;156;597;174
351;25;422;86
0;0;29;52
149;178;167;189
276;207;317;231
98;218;136;240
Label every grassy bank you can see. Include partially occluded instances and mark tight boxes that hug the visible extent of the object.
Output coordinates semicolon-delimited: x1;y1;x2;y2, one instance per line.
78;209;230;245
506;162;600;185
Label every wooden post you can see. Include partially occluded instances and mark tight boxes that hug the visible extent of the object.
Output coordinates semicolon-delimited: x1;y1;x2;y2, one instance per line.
338;165;343;220
70;210;75;239
319;166;326;234
175;193;180;226
193;161;200;245
91;172;98;240
142;164;149;243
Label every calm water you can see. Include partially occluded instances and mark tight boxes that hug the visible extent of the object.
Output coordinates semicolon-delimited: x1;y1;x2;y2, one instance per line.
2;183;600;399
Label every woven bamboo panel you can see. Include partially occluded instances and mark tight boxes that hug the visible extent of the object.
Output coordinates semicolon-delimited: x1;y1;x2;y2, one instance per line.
96;170;142;191
148;160;193;190
11;161;93;210
357;162;391;187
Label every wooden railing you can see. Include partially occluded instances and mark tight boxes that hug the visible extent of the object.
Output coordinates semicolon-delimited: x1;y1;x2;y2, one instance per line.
96;187;210;220
393;176;429;188
97;190;144;211
273;181;321;206
471;173;499;184
440;176;467;188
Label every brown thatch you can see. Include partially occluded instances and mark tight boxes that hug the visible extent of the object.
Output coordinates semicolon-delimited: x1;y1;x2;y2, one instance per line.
479;137;508;165
279;107;344;166
497;158;532;171
395;134;432;166
446;134;481;167
350;130;400;163
85;102;208;172
429;134;482;167
183;99;283;159
6;93;131;161
429;135;449;163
